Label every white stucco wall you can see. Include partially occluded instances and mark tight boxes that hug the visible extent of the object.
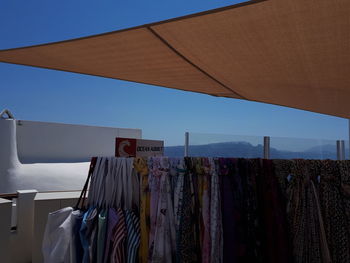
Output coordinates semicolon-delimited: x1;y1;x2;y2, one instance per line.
16;120;141;163
0;198;12;263
0;118;142;193
0;191;82;263
0;116;143;262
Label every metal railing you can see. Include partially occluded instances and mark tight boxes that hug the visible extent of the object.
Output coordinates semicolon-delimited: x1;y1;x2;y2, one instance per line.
337;140;345;160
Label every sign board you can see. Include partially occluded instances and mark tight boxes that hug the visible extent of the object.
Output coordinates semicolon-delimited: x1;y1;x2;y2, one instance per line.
115;137;164;157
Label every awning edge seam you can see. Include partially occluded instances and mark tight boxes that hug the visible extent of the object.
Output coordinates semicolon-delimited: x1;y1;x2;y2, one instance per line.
147;26;247;100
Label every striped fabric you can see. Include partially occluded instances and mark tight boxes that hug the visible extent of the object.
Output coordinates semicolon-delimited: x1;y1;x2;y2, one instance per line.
125;210;141;263
111;208;127;263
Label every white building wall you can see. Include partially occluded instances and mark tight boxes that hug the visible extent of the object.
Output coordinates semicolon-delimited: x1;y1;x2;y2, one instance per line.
0;117;142;262
16;120;141;163
0;198;12;263
32;192;81;263
0;118;142;193
0;191;82;263
10;190;37;263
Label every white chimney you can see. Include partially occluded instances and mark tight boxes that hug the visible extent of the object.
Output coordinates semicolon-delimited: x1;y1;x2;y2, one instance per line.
0;111;21;174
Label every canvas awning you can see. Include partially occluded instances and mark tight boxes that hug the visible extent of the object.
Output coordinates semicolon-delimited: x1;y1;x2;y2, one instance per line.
1;0;350;118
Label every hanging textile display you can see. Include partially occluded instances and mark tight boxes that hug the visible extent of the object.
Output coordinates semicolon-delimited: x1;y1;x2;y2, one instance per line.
42;157;350;263
318;160;350;263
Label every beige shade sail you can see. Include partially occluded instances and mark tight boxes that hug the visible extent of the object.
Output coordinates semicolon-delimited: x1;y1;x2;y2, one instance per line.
1;0;350;118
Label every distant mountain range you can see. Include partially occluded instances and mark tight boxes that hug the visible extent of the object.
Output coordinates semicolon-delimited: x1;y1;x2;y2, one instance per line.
165;141;344;159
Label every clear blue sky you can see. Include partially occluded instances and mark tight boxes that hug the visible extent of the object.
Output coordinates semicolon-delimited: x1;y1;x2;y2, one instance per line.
0;0;348;146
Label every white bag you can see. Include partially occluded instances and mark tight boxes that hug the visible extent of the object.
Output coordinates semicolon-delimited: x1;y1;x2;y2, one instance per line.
42;207;73;263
